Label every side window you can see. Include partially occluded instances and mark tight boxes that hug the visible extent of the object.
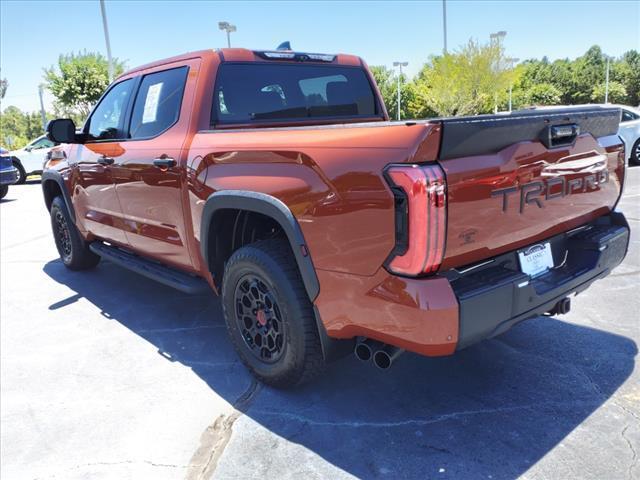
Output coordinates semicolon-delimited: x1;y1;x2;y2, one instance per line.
129;67;188;139
621;110;639;123
37;138;55;149
30;138;54;149
87;79;134;141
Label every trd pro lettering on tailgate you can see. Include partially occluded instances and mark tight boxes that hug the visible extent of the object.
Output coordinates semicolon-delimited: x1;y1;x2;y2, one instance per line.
491;170;609;213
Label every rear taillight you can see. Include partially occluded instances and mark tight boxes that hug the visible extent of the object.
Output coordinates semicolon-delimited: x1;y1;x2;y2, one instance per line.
385;164;447;276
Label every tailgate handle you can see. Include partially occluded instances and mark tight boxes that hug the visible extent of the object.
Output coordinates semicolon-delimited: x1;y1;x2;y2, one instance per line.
541;123;580;148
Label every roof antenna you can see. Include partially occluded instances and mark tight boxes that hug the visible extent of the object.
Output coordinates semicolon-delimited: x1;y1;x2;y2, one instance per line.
277;41;291;51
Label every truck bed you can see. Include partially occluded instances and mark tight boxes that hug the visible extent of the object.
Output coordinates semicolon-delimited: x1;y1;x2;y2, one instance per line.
197;106;624;273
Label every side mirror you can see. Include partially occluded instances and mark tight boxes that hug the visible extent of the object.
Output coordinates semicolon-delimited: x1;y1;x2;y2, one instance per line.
46;119;79;144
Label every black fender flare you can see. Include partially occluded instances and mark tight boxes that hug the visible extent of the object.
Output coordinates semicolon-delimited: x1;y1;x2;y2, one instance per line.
200;190;320;301
41;170;76;223
200;190;354;362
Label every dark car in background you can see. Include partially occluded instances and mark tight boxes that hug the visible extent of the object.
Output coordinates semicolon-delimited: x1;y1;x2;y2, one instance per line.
1;148;19;199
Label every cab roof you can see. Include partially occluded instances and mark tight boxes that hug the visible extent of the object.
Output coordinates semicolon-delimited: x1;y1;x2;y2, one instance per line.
119;48;363;79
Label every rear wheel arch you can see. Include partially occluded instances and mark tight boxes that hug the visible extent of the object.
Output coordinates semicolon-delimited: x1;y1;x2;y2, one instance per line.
49;195;99;270
41;171;76;222
200;190;320;302
201;191;353;364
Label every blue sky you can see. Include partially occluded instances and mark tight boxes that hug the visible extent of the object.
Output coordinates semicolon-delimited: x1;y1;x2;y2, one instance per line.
1;0;639;112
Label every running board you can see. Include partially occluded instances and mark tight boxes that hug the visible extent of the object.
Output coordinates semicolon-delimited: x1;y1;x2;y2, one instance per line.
89;242;210;295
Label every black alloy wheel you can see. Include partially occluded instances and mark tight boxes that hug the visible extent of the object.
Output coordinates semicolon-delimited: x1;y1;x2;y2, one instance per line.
49;196;100;270
221;239;325;387
54;209;73;263
234;273;286;363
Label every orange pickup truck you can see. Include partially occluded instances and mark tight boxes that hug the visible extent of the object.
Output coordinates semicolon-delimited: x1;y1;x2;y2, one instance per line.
43;47;629;387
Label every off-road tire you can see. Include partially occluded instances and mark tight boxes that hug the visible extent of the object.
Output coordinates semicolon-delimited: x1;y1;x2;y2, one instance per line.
12;158;26;184
221;239;324;388
50;196;100;270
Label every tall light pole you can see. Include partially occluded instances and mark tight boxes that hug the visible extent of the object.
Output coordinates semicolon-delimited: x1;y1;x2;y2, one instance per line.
490;31;507;113
393;61;408;121
38;84;47;131
218;21;237;48
99;0;114;82
442;0;448;54
506;57;519;112
604;57;610;104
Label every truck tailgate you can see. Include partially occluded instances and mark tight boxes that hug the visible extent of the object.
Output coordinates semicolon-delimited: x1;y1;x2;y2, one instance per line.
436;107;625;270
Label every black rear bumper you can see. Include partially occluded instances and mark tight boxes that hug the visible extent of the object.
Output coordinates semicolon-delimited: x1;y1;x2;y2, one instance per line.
447;211;630;350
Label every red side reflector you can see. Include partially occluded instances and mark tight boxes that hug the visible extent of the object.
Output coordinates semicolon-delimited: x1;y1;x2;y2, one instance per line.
386;164;447;276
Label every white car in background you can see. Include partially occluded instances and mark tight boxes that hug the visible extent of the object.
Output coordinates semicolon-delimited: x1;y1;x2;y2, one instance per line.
9;135;58;183
618;105;640;166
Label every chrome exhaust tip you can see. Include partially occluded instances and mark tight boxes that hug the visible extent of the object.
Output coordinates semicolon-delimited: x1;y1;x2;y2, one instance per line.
354;338;382;362
373;345;404;370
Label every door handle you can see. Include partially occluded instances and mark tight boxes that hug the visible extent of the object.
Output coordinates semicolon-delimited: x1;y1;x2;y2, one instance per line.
153;157;176;169
97;155;115;165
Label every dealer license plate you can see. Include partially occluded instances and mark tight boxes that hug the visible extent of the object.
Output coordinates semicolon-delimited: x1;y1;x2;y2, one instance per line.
518;243;554;277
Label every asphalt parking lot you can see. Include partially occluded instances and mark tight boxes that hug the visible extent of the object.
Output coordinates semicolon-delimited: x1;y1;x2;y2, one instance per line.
1;167;639;480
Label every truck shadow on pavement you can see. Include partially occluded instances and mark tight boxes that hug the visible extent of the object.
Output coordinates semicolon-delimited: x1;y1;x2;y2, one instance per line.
44;259;637;479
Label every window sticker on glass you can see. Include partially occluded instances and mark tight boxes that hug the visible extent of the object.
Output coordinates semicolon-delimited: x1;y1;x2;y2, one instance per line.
142;83;163;123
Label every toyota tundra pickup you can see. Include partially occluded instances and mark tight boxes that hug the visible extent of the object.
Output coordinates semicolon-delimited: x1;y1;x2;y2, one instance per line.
42;47;630;387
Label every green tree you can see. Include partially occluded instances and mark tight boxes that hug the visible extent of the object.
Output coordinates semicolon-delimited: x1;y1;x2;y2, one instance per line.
44;51;125;120
618;50;640;105
526;83;562;106
370;65;436;120
1;106;29;149
517;58;572;104
0;70;7;100
508;46;639;107
404;80;437;119
417;39;517;116
24;111;46;139
52;101;85;127
370;44;637;120
370;65;397;117
569;45;606;104
0;106;52;149
591;81;627;104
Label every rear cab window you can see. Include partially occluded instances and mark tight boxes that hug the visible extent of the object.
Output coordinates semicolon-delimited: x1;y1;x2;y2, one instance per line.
213;63;380;126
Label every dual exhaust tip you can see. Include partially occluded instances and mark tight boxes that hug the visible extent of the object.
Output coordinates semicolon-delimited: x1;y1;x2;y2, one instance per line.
354;338;404;370
356;297;574;368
